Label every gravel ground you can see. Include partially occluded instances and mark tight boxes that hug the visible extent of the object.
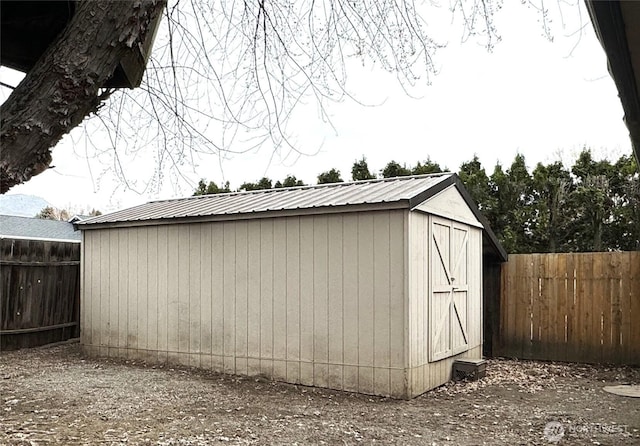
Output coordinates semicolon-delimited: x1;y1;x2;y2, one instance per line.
1;342;639;445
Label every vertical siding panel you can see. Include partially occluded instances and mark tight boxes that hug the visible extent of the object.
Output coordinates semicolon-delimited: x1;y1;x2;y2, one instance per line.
234;221;248;375
108;230;119;354
117;229;129;355
84;234;92;348
157;226;169;361
313;215;329;388
272;220;288;380
419;215;427;392
416;213;423;380
200;224;213;367
389;211;406;397
406;214;415;394
327;215;344;390
260;219;274;376
299;218;314;385
99;231;109;355
475;228;482;348
147;226;158;361
166;226;180;362
286;217;301;383
178;225;190;363
211;223;224;369
127;229;138;357
407;213;419;393
358;213;374;394
80;232;87;346
468;228;477;348
85;233;94;347
223;222;236;373
342;214;359;392
137;228;149;357
246;220;261;375
476;228;482;347
465;228;474;348
373;212;391;396
189;224;202;367
467;228;476;347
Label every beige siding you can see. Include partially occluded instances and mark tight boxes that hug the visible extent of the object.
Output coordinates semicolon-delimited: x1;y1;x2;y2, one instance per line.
327;215;344;389
342;214;359;391
157;226;168;360
413;185;482;228
468;226;483;348
81;210;408;398
406;211;483;397
285;218;300;383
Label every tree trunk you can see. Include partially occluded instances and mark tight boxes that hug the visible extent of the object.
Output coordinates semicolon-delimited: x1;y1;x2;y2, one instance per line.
0;0;166;193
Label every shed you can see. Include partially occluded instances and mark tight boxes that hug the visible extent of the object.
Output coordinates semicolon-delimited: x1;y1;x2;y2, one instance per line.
77;174;506;398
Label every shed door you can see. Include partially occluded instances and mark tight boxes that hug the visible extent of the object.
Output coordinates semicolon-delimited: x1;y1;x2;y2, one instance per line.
429;217;469;361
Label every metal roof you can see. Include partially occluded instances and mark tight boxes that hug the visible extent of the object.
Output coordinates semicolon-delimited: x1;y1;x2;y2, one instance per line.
79;174;453;226
77;173;508;261
0;214;81;241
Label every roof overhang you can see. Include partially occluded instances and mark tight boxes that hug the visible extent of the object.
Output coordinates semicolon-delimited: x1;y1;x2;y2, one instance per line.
74;201;410;230
586;0;640;163
0;234;81;243
0;0;162;88
452;176;508;263
77;174;508;263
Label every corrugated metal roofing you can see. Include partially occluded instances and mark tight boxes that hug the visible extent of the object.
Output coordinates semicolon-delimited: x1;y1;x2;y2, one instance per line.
79;174;453;226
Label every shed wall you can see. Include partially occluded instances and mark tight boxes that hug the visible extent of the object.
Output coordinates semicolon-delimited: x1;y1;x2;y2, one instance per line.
81;210;408;397
407;211;483;397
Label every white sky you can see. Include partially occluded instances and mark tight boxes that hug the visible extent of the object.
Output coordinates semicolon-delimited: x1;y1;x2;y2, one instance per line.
1;1;632;214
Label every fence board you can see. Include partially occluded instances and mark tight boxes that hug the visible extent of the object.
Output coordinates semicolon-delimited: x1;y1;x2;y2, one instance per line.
0;238;80;350
497;252;640;365
552;254;566;361
531;255;542;359
631;253;640;363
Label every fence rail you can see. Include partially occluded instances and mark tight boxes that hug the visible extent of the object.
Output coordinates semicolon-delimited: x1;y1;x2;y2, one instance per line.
496;252;640;365
1;237;80;350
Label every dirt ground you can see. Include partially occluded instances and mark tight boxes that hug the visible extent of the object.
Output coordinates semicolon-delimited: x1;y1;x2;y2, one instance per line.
0;342;638;445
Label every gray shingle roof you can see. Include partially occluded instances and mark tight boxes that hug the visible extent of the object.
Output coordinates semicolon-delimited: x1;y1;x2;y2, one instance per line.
0;215;81;241
79;174;453;226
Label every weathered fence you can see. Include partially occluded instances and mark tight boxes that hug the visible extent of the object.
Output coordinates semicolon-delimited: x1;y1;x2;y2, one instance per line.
496;252;640;365
1;237;80;350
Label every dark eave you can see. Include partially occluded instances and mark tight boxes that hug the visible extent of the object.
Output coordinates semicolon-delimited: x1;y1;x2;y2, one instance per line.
586;0;640;163
0;0;162;89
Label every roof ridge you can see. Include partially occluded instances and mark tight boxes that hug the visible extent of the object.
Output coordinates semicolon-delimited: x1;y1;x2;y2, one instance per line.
151;172;452;204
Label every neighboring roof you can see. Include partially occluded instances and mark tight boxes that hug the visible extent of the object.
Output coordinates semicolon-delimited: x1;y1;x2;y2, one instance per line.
78;174;507;261
0;214;81;242
586;0;640;163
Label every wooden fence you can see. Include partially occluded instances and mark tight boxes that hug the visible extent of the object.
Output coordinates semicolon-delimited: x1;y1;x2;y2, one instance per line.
496;252;640;365
1;237;80;350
